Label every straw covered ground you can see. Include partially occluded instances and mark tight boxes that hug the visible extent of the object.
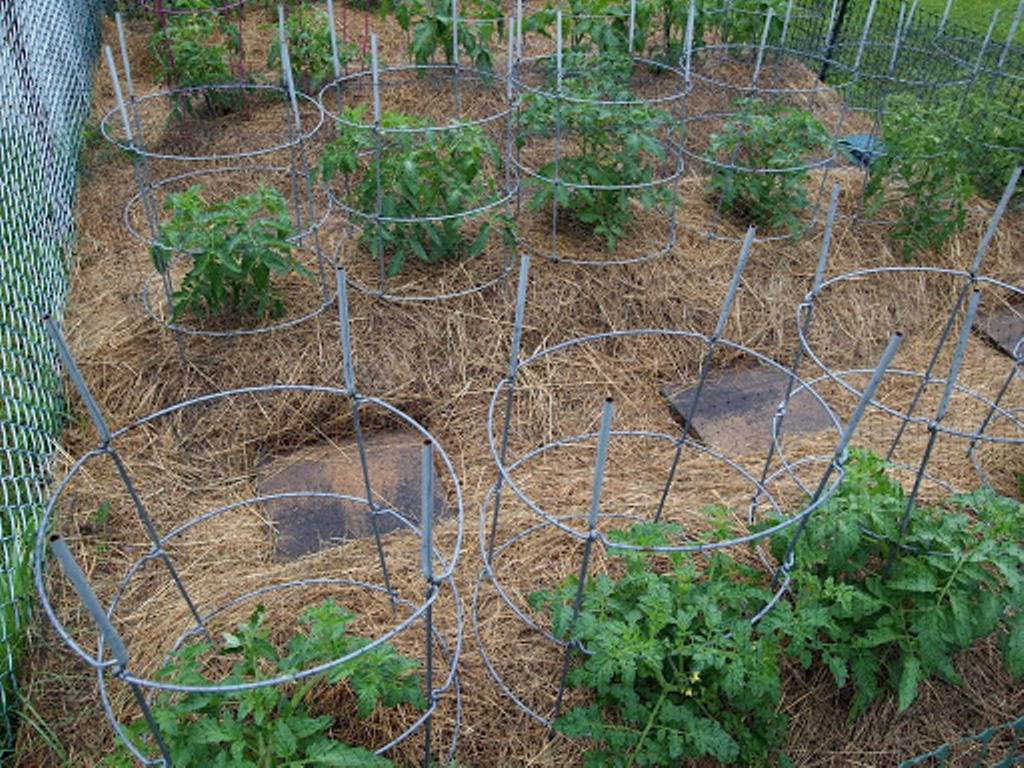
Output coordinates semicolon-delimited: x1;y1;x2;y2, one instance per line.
12;7;1024;768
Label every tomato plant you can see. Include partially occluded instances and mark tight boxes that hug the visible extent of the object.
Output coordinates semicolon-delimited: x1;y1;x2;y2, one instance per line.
104;601;424;767
524;0;781;58
516;54;677;250
268;5;361;94
712;0;787;45
769;449;1024;717
153;185;310;321
864;93;972;260
383;0;504;73
651;0;709;64
957;93;1024;206
318;105;514;276
148;0;243;119
705;97;830;235
527;0;659;56
531;523;791;767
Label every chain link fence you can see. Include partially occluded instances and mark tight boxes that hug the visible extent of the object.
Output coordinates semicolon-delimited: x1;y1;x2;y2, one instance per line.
0;0;102;753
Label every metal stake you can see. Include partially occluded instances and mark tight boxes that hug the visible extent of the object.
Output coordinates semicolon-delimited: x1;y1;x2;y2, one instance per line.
45;318;208;640
551;397;614;723
654;227;755;522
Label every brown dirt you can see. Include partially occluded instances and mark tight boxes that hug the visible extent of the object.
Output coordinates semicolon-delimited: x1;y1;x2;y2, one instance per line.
11;8;1024;768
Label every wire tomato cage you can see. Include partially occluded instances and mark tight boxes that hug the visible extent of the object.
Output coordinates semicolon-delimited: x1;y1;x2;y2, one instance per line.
316;23;518;302
796;168;1024;547
472;211;902;726
102;18;333;354
34;269;464;767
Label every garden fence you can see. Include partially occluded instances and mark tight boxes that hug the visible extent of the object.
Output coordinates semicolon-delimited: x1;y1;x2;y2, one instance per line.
0;0;102;753
792;0;1024;120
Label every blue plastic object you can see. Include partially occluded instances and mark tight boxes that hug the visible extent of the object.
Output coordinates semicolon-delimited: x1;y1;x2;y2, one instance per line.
837;133;886;167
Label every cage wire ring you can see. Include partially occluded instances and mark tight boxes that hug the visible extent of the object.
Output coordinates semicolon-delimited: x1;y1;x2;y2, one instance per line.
34;384;464;764
485;328;843;542
797;266;1024;445
929;33;1024;86
100;83;326;163
317;64;518;301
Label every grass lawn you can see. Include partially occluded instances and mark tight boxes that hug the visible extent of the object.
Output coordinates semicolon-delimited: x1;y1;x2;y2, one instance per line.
915;0;1022;40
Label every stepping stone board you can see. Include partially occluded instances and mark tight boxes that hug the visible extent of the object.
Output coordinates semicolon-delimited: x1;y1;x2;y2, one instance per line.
660;367;834;456
974;303;1024;359
257;431;447;560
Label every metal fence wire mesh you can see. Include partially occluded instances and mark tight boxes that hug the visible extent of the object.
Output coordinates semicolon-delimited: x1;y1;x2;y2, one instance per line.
0;0;102;752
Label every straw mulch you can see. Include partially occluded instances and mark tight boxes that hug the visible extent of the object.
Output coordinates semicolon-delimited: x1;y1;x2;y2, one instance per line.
12;9;1024;768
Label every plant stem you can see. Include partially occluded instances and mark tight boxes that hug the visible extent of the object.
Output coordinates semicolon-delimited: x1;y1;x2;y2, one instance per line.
626;686;669;768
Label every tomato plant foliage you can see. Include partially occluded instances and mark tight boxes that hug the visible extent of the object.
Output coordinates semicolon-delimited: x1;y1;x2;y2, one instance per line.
268;5;361;94
104;601;424;767
319;105;513;276
769;449;1024;717
530;453;1023;765
957;93;1024;207
865;93;972;260
148;0;243;119
531;523;791;767
516;54;677;250
705;97;831;235
383;0;504;73
153;185;310;321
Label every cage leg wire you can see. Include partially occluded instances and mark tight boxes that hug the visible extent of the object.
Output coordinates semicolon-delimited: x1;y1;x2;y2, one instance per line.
276;14;332;303
748;182;843;521
550;397;614;724
776;332;904;578
882;166;1022;464
335;266;398;610
47;535;176;766
483;253;530;565
278;7;308;249
879;287;980;577
43;317;210;645
102;43;185;365
653;225;756;523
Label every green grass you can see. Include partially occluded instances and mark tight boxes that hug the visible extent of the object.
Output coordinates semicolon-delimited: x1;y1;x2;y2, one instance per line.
916;0;1021;41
